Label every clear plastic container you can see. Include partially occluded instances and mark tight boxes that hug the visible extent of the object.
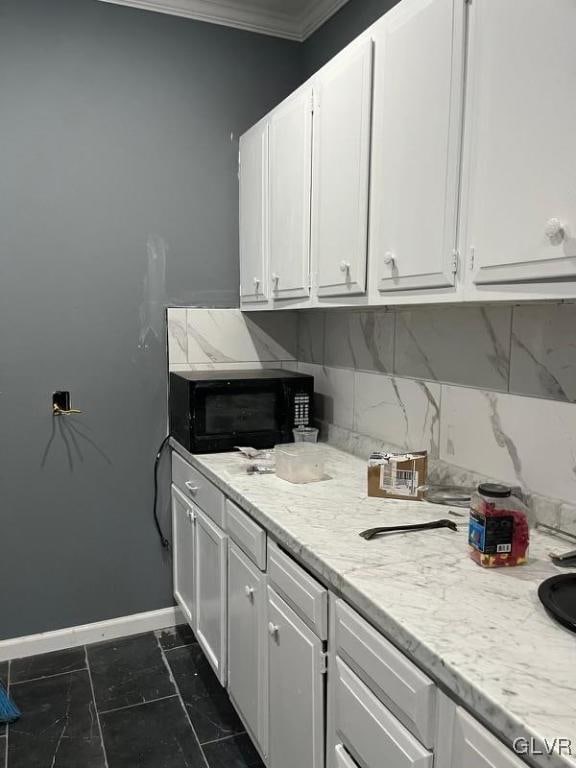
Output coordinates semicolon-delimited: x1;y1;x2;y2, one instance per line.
468;483;529;567
292;426;319;443
275;443;325;484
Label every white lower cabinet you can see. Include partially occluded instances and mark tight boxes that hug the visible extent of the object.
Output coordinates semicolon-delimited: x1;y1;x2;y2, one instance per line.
329;657;432;768
267;585;325;768
227;542;267;758
194;506;228;686
435;693;525;768
171;485;196;628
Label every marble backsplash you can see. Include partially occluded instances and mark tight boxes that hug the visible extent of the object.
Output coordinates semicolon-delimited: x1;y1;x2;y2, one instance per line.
167;307;297;370
166;304;576;528
300;302;576;401
295;303;576;517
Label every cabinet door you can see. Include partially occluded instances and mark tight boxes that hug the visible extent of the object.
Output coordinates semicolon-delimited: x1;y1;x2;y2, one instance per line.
436;694;524;768
228;543;267;757
267;586;325;768
312;38;374;297
239;120;269;304
269;87;313;300
171;485;195;628
328;657;432;768
195;507;227;686
370;0;465;293
464;0;576;287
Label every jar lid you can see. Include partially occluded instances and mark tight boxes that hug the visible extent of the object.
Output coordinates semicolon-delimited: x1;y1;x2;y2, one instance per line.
478;482;511;498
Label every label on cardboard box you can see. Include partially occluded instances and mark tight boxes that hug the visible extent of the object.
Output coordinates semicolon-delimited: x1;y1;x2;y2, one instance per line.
367;451;428;501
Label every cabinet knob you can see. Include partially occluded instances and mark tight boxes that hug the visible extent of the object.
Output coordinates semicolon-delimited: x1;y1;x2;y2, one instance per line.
271;273;280;284
253;277;260;287
383;251;396;266
244;585;254;599
185;481;199;495
339;260;351;273
268;622;279;638
545;218;565;245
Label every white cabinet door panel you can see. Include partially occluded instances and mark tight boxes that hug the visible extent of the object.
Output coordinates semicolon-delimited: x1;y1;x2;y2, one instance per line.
228;543;267;757
267;586;324;768
464;0;576;286
269;87;313;300
370;0;465;293
171;485;195;628
330;658;432;768
239;120;269;304
195;507;227;686
436;694;525;768
312;38;374;297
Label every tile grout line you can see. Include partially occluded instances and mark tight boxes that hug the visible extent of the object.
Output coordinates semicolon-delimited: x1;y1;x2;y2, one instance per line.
10;666;87;688
200;732;245;747
98;693;180;717
155;634;210;768
84;646;110;768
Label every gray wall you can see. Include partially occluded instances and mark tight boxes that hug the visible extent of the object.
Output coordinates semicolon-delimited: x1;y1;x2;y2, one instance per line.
302;0;400;77
0;0;301;639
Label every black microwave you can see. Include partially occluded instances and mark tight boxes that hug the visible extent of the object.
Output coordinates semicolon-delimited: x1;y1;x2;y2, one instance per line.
169;369;315;454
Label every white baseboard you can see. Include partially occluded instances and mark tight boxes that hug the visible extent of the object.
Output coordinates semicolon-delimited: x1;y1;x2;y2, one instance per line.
0;606;184;662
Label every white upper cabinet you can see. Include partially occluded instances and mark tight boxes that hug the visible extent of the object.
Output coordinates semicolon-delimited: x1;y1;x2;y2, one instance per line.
269;86;314;301
312;38;374;298
369;0;466;295
239;120;269;305
462;0;576;291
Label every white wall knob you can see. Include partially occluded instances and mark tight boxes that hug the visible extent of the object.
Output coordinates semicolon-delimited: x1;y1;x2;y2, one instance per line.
244;585;254;599
545;218;565;245
339;260;351;273
383;251;396;266
268;622;279;637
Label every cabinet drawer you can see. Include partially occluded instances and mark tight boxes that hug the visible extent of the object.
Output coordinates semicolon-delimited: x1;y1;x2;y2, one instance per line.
333;658;432;768
172;451;225;527
332;598;436;748
442;698;526;768
225;499;266;570
267;541;327;640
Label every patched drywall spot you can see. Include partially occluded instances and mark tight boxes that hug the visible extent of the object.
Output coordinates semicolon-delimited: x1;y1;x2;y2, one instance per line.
139;235;168;352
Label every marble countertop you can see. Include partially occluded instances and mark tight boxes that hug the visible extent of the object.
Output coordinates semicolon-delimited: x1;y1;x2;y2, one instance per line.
171;440;576;768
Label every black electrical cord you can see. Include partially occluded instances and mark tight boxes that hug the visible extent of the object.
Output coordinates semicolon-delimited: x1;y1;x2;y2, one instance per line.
154;435;171;549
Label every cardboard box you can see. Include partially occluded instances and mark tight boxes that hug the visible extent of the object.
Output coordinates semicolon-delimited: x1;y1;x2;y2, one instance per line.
367;451;428;501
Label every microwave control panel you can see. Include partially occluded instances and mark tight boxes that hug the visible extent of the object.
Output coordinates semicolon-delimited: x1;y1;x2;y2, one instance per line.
294;392;311;427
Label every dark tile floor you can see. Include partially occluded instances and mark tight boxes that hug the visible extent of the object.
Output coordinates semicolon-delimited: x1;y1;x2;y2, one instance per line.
1;625;265;768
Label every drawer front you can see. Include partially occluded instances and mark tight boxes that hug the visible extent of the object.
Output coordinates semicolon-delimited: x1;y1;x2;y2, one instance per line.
332;658;433;768
451;706;525;768
225;499;267;570
172;451;225;527
332;598;436;748
267;541;327;640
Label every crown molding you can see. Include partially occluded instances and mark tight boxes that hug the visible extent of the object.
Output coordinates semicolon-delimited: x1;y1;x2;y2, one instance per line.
97;0;349;41
299;0;350;39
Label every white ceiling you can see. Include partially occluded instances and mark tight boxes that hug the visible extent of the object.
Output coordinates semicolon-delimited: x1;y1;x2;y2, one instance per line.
97;0;351;41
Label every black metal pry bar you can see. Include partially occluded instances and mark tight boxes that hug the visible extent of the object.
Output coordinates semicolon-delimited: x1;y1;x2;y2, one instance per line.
359;519;459;541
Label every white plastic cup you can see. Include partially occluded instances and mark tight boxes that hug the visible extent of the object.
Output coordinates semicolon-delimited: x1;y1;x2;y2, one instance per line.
292;426;319;443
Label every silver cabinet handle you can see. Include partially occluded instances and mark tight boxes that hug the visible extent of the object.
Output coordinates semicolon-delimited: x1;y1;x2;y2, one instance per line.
268;622;279;637
271;273;280;285
185;481;199;495
339;260;351;273
244;585;254;599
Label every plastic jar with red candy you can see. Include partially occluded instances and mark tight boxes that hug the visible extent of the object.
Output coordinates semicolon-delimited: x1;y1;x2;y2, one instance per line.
468;483;529;568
